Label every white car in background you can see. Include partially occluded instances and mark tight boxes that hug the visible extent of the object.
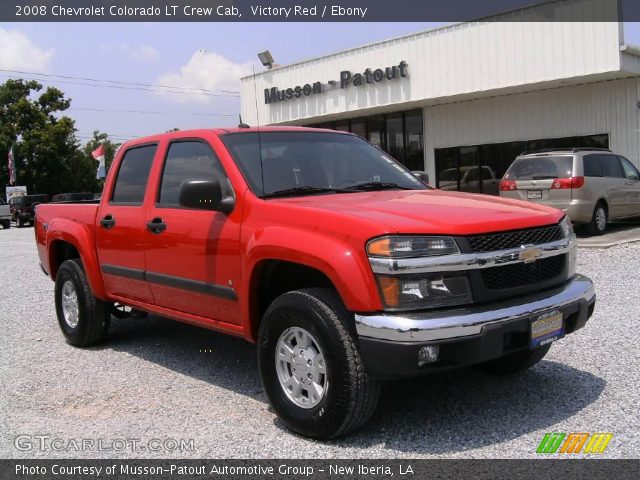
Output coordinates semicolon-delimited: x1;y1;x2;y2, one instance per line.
0;199;11;229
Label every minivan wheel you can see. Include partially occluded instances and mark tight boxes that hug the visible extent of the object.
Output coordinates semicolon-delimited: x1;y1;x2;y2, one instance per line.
55;259;111;346
257;288;380;439
587;203;608;235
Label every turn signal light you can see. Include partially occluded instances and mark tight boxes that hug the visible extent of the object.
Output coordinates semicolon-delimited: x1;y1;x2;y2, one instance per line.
552;176;585;189
500;179;517;191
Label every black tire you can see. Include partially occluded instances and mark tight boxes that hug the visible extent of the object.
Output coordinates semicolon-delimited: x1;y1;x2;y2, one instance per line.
587;202;608;236
55;258;111;347
1;220;9;229
476;344;552;374
257;288;380;439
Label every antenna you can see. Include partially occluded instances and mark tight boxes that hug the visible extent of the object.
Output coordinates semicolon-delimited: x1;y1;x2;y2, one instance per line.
238;115;250;128
252;65;266;196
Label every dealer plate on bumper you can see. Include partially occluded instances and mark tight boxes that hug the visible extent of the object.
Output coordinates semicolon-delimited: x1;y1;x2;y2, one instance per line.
530;310;564;348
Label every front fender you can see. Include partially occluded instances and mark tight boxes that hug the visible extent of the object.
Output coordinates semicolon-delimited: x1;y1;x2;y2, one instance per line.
46;218;108;300
242;226;382;339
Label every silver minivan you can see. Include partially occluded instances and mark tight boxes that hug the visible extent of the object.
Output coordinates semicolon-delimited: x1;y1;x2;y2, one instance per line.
500;148;640;234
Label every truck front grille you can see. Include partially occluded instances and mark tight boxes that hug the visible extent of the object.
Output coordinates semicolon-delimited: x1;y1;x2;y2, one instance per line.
466;224;563;253
481;254;566;290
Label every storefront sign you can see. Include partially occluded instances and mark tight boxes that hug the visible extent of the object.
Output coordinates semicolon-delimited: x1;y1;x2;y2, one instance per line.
264;61;408;104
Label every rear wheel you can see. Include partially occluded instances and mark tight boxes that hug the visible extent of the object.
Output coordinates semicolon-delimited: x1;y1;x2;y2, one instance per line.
1;220;9;229
476;344;551;374
257;288;380;439
55;259;111;346
587;202;608;235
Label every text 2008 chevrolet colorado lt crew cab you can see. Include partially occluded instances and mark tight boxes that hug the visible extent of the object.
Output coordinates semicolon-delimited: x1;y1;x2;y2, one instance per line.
35;127;596;439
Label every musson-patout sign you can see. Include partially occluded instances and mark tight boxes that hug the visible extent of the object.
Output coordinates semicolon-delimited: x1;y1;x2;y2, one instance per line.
264;61;408;104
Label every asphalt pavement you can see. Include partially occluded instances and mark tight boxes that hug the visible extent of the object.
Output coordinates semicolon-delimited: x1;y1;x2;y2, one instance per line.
0;227;638;459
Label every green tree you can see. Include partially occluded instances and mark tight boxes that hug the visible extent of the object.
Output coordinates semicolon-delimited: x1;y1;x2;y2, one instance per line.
0;79;98;196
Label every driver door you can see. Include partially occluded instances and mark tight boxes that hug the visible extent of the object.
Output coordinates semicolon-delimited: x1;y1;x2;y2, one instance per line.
143;139;243;326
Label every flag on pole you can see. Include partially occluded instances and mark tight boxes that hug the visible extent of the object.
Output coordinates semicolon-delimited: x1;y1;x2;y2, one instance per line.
7;144;16;185
92;144;106;179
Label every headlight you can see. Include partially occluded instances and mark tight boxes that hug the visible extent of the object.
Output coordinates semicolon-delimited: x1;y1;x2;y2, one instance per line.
367;236;459;258
559;216;574;238
376;272;472;310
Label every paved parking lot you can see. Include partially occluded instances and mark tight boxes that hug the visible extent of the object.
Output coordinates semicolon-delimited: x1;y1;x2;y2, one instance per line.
0;227;638;459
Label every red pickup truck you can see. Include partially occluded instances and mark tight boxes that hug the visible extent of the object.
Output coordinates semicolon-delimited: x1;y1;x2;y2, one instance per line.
35;127;596;439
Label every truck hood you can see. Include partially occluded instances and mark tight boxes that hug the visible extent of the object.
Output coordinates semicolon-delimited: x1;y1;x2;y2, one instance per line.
271;189;564;235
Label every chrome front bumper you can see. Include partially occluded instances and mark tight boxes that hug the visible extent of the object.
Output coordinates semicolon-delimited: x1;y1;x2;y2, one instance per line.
355;274;595;343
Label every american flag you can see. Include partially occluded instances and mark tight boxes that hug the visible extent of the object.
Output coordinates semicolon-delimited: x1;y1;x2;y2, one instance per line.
7;144;16;185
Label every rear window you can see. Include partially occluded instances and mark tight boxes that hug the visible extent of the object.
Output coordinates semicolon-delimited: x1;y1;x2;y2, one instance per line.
111;145;157;204
504;156;573;180
583;154;603;177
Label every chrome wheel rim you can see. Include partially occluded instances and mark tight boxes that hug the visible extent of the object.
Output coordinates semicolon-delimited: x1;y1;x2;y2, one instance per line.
595;207;606;231
275;326;328;409
61;280;79;328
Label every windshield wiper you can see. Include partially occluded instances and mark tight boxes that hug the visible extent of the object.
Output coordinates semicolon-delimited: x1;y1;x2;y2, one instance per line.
262;186;354;199
344;181;414;191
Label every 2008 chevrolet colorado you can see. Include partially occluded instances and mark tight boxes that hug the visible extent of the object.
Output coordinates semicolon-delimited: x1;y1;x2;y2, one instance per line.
35;127;596;439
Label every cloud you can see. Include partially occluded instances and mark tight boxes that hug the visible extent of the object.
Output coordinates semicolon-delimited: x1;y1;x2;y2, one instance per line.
0;28;54;72
101;43;159;62
153;50;254;103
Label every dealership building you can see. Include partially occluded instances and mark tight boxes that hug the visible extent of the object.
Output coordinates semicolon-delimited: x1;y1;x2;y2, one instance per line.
240;1;640;195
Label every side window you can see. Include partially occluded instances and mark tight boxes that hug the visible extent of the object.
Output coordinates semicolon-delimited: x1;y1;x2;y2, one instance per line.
158;141;228;206
618;156;640;180
601;155;624;178
583;154;603;177
111;145;157;204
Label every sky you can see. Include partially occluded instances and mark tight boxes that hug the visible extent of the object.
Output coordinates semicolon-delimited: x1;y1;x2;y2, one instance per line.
1;21;640;145
0;22;444;143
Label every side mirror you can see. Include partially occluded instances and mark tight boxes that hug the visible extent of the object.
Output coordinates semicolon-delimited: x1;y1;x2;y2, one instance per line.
411;171;430;185
178;179;235;214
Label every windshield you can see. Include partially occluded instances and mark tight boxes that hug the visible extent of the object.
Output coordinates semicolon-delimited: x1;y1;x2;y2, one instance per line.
221;131;426;197
504;156;573;180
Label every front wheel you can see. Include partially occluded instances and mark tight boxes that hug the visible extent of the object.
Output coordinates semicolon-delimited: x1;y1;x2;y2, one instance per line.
55;259;111;346
0;220;9;229
257;288;380;439
475;344;552;374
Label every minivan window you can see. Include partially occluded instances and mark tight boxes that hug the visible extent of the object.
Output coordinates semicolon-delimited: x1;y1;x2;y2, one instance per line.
158;141;228;206
111;145;157;204
619;156;640;180
600;154;624;178
583;154;603;177
504;156;573;180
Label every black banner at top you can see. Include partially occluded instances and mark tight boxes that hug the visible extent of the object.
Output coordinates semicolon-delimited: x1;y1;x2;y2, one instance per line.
2;0;640;22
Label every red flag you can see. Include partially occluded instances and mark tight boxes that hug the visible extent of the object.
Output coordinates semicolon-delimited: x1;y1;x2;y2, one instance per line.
91;145;105;159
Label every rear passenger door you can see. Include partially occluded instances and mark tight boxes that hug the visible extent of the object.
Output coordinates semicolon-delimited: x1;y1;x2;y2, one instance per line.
599;154;627;219
95;143;157;304
618;156;640;217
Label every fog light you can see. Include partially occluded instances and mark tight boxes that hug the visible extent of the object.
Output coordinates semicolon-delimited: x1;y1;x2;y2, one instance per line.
418;345;439;367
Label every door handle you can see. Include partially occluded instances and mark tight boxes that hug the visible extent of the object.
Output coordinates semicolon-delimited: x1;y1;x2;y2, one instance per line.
100;215;116;229
146;217;167;234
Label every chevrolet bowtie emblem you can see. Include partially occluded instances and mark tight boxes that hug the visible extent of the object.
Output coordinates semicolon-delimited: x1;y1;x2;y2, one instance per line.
519;246;542;263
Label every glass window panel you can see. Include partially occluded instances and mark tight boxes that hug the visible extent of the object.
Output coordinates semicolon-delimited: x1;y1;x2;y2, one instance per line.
435;148;459;190
385;113;404;163
350;119;367;139
368;115;385;150
404;110;424;171
111;145;157;204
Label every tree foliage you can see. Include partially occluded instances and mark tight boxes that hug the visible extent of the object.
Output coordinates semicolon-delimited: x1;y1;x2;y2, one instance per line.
0;79;106;197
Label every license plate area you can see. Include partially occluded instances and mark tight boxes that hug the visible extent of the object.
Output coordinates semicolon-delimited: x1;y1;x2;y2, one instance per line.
530;310;564;348
527;190;542;199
